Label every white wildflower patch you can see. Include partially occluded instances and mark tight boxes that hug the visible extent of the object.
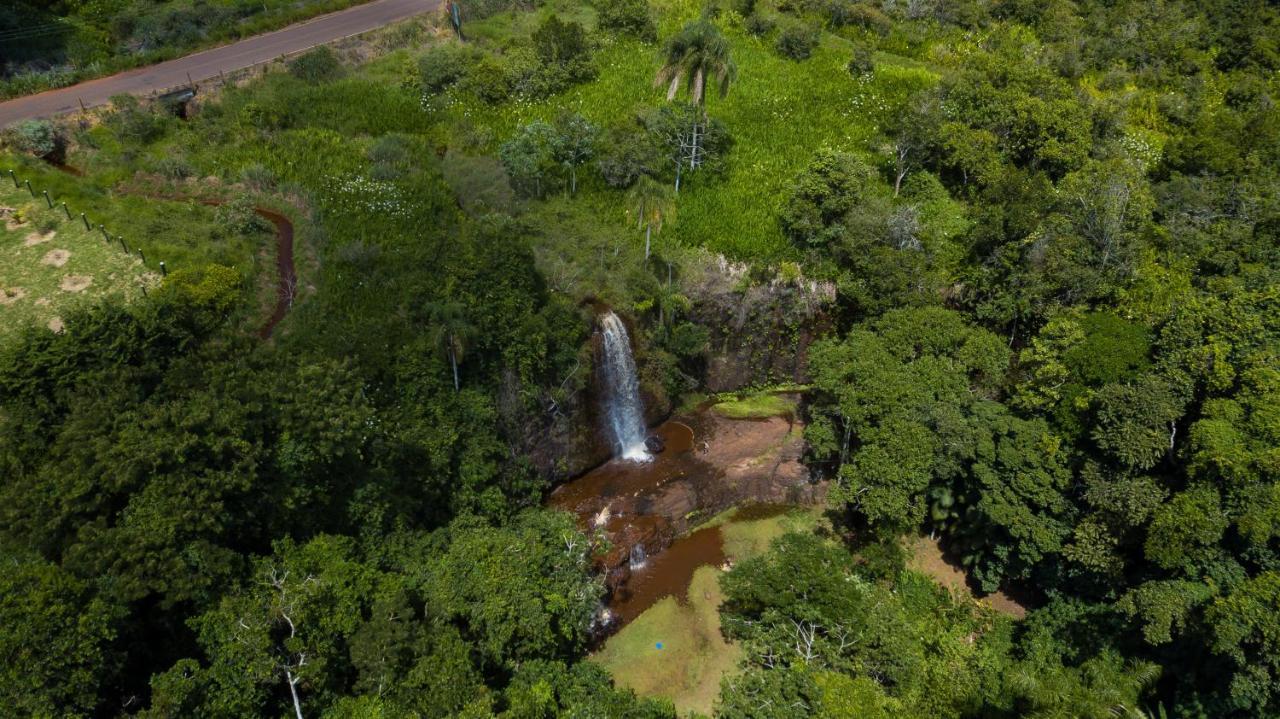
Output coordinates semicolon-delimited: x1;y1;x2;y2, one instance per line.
320;175;411;218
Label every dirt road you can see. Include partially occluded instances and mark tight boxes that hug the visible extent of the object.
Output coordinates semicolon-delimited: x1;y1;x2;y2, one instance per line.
0;0;439;127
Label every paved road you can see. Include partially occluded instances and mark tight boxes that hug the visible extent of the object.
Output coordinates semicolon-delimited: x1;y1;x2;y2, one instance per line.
0;0;440;127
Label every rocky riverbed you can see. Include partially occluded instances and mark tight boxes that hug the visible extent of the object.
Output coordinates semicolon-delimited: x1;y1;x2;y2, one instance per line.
548;402;825;622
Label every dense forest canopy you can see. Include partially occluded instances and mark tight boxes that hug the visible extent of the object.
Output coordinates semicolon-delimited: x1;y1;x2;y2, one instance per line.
1;0;1279;716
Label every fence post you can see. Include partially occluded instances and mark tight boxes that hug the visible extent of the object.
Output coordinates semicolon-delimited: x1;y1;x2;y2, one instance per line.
159;261;167;277
99;224;108;240
24;180;35;197
118;236;127;252
137;248;146;265
7;170;16;188
42;190;53;209
61;202;71;220
81;213;90;231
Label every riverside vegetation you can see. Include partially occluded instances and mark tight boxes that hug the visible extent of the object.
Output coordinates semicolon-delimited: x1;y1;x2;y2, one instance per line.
1;0;1279;717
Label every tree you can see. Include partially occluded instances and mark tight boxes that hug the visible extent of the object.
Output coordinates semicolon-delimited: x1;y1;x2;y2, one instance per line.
642;103;731;192
1206;572;1280;714
167;536;377;719
654;19;736;107
653;19;736;180
0;550;119;718
551;112;597;196
422;299;476;392
416;511;601;669
1091;374;1186;471
780;150;884;249
626;175;675;259
500;121;560;198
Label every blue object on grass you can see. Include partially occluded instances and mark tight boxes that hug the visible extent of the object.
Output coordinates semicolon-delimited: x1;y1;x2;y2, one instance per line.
655;642;663;649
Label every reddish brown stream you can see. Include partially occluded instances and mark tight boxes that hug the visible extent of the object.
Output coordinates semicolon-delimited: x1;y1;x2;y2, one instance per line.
549;415;732;624
549;405;816;627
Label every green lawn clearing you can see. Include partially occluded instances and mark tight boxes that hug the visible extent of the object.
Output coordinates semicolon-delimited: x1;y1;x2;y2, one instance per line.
0;179;154;339
593;505;823;716
711;391;797;420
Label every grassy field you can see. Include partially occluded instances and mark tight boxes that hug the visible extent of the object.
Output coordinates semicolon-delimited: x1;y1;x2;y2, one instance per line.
0;154;274;338
710;391;797;420
593;505;823;716
0;178;153;338
593;566;741;717
421;0;941;262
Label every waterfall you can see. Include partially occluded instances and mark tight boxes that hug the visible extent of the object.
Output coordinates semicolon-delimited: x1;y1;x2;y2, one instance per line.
629;544;648;571
598;311;650;461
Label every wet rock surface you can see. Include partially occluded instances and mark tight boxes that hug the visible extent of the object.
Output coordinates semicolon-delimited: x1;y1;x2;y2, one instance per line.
547;406;824;621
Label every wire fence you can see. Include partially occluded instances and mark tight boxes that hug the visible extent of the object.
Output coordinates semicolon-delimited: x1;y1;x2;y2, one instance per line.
3;166;169;300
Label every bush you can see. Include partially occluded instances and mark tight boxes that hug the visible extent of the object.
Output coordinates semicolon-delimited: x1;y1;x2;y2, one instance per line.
465;56;512;104
9;119;63;161
829;2;892;35
744;13;776;36
530;14;596;89
214;196;270;236
775;24;820;60
597;0;657;41
288;47;343;83
596;127;659;189
418;43;477;94
154;156;194;181
848;42;875;75
732;0;758;15
240;164;277;192
107;94;168;144
368;134;415;180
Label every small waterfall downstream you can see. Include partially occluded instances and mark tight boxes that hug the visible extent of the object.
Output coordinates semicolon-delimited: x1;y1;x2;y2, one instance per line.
598;311;650;461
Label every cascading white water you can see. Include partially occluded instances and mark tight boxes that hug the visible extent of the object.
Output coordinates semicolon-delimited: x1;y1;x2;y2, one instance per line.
629;544;648;571
598;311;650;461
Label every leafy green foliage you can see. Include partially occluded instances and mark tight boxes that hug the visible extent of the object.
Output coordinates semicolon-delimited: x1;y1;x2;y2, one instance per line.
0;549;119;718
287;46;344;83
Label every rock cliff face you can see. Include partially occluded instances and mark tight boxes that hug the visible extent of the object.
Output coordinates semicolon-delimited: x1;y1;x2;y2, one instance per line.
682;254;836;393
547;409;825;591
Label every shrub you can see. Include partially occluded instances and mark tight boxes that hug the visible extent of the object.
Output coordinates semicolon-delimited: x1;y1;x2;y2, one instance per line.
596;127;659;189
732;0;758;15
36;213;59;234
597;0;657;41
418;43;477;94
107;94;167;144
775;24;820;60
214;196;269;236
9;119;63;160
368;134;415;180
463;0;535;20
744;13;776;36
154;156;194;180
830;2;892;35
288;47;344;83
848;42;875;75
240;164;277;192
529;15;596;91
465;57;513;104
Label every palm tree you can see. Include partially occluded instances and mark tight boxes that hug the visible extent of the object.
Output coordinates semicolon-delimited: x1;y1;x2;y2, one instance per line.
653;19;736;176
653;266;690;330
654;19;736;109
423;299;476;392
626;175;676;260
